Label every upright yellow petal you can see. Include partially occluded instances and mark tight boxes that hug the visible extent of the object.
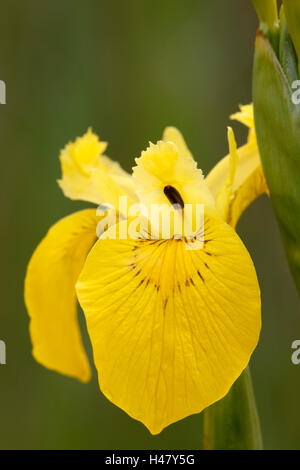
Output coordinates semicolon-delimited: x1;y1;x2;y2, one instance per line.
58;128;136;207
133;140;215;212
162;126;194;159
230;103;256;145
206;139;261;200
206;103;268;226
215;127;239;221
90;167;137;210
230;103;255;131
227;165;268;228
133;140;216;238
76;215;261;434
25;209;99;382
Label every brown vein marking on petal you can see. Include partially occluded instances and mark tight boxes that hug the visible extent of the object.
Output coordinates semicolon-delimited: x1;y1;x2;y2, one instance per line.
126;233;211;305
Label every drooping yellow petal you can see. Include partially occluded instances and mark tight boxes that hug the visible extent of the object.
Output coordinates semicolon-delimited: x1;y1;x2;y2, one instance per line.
24;209;99;382
162;126;194;159
58;128;136;207
76;215;261;434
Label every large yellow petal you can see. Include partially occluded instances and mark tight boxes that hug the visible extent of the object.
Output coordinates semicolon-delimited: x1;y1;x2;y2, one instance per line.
76;215;261;434
25;209;99;382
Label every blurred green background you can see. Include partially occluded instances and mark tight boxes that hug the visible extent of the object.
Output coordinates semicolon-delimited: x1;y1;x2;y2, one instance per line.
0;0;299;450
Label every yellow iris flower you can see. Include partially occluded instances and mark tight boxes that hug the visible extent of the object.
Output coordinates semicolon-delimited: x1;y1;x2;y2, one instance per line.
25;104;267;435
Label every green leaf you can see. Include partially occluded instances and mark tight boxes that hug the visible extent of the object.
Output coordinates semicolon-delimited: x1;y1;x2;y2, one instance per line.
253;31;300;296
203;367;263;450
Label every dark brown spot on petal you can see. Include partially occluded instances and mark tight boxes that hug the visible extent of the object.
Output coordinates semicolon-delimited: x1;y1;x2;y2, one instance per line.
163;185;184;209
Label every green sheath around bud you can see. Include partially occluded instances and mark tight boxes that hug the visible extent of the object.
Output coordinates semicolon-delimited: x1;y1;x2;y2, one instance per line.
283;0;300;76
279;6;298;86
253;31;300;296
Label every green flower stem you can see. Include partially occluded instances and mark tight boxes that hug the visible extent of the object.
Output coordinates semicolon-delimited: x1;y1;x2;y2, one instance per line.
202;367;263;450
252;0;278;29
252;0;279;53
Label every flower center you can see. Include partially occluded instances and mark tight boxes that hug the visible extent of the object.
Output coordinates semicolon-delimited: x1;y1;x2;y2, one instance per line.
163;185;184;209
